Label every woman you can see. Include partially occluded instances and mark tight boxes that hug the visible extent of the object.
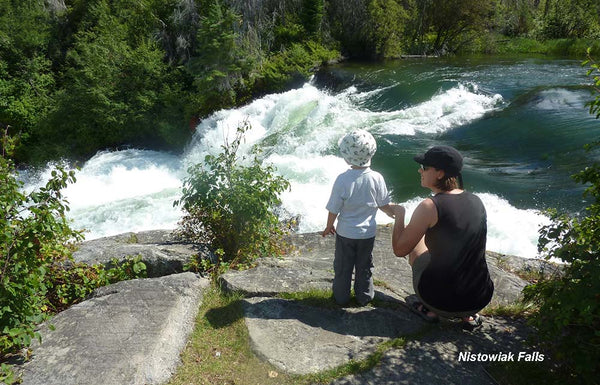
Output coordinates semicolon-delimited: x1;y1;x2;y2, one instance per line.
391;145;494;328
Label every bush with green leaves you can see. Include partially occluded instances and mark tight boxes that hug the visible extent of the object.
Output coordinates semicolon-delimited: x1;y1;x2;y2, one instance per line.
1;133;147;382
1;135;83;356
522;53;600;383
175;122;291;274
45;256;147;314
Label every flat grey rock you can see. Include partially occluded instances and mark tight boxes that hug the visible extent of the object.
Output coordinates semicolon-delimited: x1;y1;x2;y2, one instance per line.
221;226;530;307
20;273;209;385
12;226;548;384
219;226;543;380
331;316;532;385
72;230;212;277
242;297;422;375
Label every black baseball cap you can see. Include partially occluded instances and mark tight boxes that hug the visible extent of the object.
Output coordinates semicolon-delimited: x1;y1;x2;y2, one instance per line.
413;145;463;177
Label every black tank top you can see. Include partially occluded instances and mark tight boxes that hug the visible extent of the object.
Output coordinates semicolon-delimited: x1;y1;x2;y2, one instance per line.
418;191;494;312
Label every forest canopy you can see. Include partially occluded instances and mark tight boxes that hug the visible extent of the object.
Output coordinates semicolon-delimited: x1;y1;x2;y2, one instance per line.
1;0;600;163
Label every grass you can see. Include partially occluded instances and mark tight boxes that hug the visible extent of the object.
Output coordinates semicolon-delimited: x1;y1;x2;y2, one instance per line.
276;288;339;309
481;301;537;318
166;287;299;385
167;285;419;385
465;35;600;58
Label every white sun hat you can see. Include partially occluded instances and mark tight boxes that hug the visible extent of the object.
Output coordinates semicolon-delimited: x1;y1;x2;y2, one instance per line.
339;129;377;167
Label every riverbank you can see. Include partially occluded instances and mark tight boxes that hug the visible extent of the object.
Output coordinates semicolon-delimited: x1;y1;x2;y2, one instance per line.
14;226;563;384
467;36;600;57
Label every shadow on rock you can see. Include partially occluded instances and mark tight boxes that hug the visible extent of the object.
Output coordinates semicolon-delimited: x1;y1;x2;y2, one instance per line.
205;299;244;329
243;297;420;339
331;313;535;384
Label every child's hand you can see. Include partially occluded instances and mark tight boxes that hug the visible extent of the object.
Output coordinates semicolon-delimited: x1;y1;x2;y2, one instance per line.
378;204;396;218
322;225;336;237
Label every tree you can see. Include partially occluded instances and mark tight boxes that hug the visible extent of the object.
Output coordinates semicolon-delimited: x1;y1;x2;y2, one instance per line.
327;0;371;57
496;0;537;36
425;0;495;54
0;0;56;159
187;0;248;115
37;0;188;159
156;0;200;64
300;0;324;37
366;0;410;58
538;0;600;38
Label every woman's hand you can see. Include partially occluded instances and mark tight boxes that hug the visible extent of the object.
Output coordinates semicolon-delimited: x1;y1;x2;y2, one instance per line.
390;204;406;219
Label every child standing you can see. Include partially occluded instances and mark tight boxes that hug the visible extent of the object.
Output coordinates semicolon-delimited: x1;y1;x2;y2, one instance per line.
322;129;394;306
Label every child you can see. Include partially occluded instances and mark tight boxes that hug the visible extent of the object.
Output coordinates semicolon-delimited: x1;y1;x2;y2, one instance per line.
322;129;395;306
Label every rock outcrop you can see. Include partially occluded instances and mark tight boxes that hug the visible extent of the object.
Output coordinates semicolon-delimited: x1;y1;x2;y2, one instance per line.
220;225;530;307
72;230;213;277
18;273;209;385
14;226;557;384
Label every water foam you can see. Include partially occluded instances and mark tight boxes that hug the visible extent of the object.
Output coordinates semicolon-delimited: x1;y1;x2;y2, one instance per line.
534;88;586;111
22;150;185;240
372;84;503;135
20;81;544;258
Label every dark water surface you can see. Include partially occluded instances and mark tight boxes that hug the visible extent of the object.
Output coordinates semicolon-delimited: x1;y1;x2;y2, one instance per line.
314;55;600;213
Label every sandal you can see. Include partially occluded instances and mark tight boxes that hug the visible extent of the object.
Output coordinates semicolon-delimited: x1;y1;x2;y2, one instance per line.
461;314;483;330
409;301;440;323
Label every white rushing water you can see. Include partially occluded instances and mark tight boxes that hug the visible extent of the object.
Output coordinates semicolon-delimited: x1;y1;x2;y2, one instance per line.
22;82;549;258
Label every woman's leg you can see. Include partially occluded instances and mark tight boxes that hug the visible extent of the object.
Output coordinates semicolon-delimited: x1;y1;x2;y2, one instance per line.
408;235;428;267
410;245;438;319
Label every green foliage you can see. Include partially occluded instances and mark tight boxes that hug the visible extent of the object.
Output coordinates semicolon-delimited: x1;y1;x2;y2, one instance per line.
537;0;600;39
300;0;324;37
46;256;147;313
0;0;56;147
522;55;600;383
259;41;339;92
328;0;411;59
3;0;600;163
495;0;535;37
1;133;146;366
1;135;83;356
425;0;495;54
37;0;189;160
0;362;19;385
366;0;409;58
187;0;248;116
584;50;600;119
175;121;290;270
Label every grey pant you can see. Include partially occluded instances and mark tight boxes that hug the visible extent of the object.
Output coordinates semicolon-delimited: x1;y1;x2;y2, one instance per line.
333;235;375;305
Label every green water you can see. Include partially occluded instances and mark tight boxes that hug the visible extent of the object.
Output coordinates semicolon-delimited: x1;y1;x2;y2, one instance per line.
314;55;600;213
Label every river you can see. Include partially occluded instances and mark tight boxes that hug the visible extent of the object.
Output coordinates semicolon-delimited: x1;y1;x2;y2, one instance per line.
22;55;600;259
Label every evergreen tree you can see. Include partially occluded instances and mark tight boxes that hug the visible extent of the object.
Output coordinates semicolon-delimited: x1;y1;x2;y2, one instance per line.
0;0;56;158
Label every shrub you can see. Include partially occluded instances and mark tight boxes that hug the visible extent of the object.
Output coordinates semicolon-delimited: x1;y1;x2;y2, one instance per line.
1;132;147;383
522;52;600;383
175;121;291;275
1;133;83;357
45;256;147;313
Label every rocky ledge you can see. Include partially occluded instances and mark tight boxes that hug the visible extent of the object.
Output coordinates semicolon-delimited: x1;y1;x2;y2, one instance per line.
14;226;559;384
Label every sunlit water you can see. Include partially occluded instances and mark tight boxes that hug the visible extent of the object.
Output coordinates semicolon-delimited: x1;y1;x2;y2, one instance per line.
22;56;600;259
